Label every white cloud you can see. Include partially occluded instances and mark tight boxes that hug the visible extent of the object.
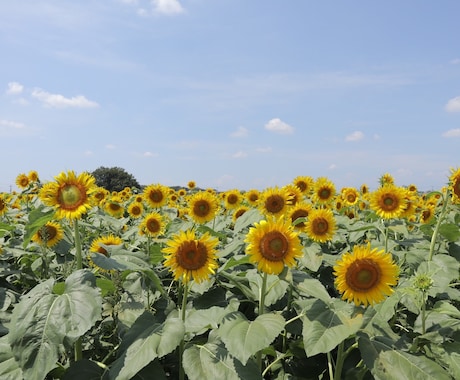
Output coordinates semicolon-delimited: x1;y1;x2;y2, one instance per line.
0;119;35;137
256;146;272;153
31;88;99;108
264;118;294;134
6;82;24;95
143;151;159;157
232;151;247;159
442;128;460;138
230;126;249;138
0;119;25;129
106;144;116;149
345;131;364;142
152;0;184;14
445;96;460;112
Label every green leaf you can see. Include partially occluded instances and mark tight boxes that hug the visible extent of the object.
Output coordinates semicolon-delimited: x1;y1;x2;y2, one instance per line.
63;359;104;380
0;337;23;380
8;270;102;380
358;332;452;380
297;298;363;357
22;206;55;248
296;277;331;303
96;278;116;297
438;223;460;242
233;208;263;233
299;244;323;272
218;311;285;365
247;270;289;306
108;312;185;380
183;340;262;380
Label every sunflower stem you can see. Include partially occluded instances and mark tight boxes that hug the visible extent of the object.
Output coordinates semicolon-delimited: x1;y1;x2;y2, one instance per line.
179;281;189;380
73;219;83;361
333;341;345;380
428;189;449;262
256;272;269;372
421;290;427;335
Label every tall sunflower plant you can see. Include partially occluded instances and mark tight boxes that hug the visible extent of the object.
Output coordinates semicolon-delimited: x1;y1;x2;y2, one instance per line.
0;169;459;379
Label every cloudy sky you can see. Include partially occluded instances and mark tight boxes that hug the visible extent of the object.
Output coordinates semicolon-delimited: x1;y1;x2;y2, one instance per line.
1;0;459;192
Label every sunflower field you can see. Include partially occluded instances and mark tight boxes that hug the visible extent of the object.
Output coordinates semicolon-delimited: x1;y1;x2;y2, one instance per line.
1;169;460;380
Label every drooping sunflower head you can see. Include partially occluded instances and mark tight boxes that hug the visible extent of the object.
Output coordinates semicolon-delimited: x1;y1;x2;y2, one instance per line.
245;217;303;274
90;234;123;256
312;177;336;205
259;187;293;217
283;184;304;206
0;196;8;216
232;206;249;224
369;185;407;219
379;173;395;186
16;173;30;189
419;203;436;224
305;208;336;243
187;191;220;224
163;230;219;284
449;167;460;204
143;184;170;208
292;176;314;196
333;244;399;307
32;221;64;248
38;171;97;220
28;170;39;183
139;211;166;237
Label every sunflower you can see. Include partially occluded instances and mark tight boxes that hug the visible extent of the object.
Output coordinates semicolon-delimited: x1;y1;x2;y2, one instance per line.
39;171;97;220
369;185;407;219
224;189;242;210
259;187;293;217
139;212;166;237
419;204;436;224
16;173;30;189
312;177;336;205
305;208;336;243
93;187;109;205
127;201;144;219
333;244;399;307
292;176;314;196
449;167;460;204
90;234;123;256
187;191;220;224
283;184;303;205
28;170;39;183
103;197;125;218
163;230;219;283
379;173;395;186
0;196;8;216
360;184;369;195
232;206;249;224
289;202;312;231
32;221;64;248
245;217;303;274
245;189;260;206
187;180;196;189
341;187;360;207
143;184;169;208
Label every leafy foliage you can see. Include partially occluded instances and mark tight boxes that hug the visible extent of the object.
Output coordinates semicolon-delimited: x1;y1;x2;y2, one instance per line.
91;166;141;192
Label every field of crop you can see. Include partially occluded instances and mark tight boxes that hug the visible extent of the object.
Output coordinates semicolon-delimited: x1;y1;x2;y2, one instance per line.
0;169;459;380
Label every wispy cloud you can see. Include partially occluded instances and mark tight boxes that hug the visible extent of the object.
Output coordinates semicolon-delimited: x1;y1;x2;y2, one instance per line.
106;144;116;150
152;0;184;14
265;118;294;134
232;151;248;159
230;126;249;138
256;146;272;153
0;119;35;137
6;81;24;95
442;128;460;138
345;131;364;142
31;88;99;108
445;96;460;112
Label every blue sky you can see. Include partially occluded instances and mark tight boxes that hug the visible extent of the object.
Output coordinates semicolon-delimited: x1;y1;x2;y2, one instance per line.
1;0;459;192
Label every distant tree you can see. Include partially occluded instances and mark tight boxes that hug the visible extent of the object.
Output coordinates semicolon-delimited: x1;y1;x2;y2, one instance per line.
91;166;141;192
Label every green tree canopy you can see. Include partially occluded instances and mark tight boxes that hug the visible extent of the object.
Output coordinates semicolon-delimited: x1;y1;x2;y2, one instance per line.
91;166;141;192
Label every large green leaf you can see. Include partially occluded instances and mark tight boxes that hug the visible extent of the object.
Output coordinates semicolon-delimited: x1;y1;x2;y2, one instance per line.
108;312;185;380
8;270;102;380
0;337;23;380
247;270;289;307
183;338;262;380
358;332;452;380
218;311;285;365
297;298;363;357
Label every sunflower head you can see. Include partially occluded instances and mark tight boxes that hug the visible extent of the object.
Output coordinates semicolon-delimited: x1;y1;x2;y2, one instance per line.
449;167;460;204
334;244;399;307
224;189;242;210
143;184;170;208
187;191;220;224
32;221;64;248
245;217;303;274
289;203;312;230
90;234;123;256
128;201;144;219
292;176;314;195
38;171;97;220
259;187;293;217
163;230;219;283
104;197;125;218
305;208;336;243
139;212;166;237
312;177;336;205
245;189;260;206
0;196;8;216
16;173;30;189
369;185;407;219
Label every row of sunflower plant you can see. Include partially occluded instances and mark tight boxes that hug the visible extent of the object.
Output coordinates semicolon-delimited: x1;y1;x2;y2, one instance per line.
0;169;459;379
